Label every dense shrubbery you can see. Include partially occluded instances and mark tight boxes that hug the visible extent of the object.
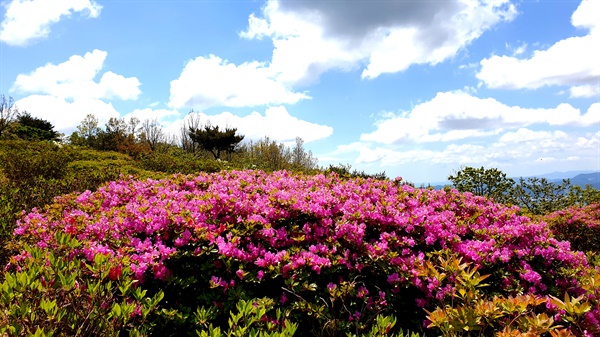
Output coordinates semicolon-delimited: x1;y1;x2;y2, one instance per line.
544;203;600;253
139;147;227;175
0;141;161;267
0;110;599;335
4;170;599;336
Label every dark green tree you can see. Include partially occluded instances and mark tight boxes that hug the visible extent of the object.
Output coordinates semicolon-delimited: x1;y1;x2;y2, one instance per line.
448;166;515;204
15;112;60;141
511;177;571;215
325;163;387;181
189;124;244;159
567;184;600;207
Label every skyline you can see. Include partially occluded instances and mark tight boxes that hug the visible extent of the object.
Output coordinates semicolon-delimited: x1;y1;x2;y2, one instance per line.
1;0;599;183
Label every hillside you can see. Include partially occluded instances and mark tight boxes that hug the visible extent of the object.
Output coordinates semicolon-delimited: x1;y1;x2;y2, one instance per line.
567;172;600;189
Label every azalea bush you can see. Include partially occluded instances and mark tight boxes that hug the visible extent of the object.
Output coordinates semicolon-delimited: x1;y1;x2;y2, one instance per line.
1;233;163;336
0;141;158;268
6;170;600;335
544;203;600;253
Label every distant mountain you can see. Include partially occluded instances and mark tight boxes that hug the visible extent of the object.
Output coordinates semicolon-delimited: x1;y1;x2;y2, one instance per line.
569;172;600;189
525;170;597;181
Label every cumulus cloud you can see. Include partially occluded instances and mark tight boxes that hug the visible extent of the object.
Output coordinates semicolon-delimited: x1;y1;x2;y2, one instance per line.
11;49;141;100
0;0;101;46
167;106;333;144
241;0;517;84
570;85;600;98
360;91;600;144
477;0;599;92
348;129;596;169
15;95;120;132
10;50;142;133
122;108;180;124
169;55;310;109
498;128;569;143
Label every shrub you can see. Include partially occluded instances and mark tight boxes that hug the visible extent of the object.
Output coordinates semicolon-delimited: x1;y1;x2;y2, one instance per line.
0;140;72;181
11;170;598;335
139;150;225;174
543;203;600;253
1;232;163;336
0;142;158;270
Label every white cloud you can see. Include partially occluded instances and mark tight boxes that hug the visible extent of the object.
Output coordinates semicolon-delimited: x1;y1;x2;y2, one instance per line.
317;127;600;183
11;49;141;101
166;106;332;144
10;50;143;134
498;128;568;143
571;0;599;32
477;0;599;92
242;0;517;84
362;1;517;79
576;131;600;149
570;85;600;98
122;108;180;124
15;95;120;132
505;41;527;56
169;55;310;109
360;91;600;144
0;0;101;46
350;130;596;167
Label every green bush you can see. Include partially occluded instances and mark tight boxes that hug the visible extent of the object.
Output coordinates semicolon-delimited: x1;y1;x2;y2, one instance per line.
1;232;163;336
0;141;159;269
139;150;226;175
0;140;72;181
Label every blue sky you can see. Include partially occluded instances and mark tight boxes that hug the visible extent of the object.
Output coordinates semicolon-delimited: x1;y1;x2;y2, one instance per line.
1;0;598;184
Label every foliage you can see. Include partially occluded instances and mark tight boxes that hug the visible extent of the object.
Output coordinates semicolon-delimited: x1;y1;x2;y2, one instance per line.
324;163;387;181
0;95;20;139
449;166;600;215
178;111;204;154
448;166;515;204
289;137;319;172
70;113;102;148
567;184;600;208
237;137;317;173
0;141;158;269
0;140;70;181
189;124;245;160
511;177;571;216
543;203;600;253
70;115;153;158
14;112;60;141
12;170;597;335
1;232;164;336
138;146;226;174
139;118;165;151
195;298;298;337
425;252;599;336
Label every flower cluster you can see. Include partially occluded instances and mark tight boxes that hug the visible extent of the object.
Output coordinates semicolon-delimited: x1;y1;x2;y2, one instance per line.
12;170;595;332
544;203;600;252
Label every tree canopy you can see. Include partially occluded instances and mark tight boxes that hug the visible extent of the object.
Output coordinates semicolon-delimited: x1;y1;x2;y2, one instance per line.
15;113;60;141
448;166;515;204
188;124;244;159
448;166;600;215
